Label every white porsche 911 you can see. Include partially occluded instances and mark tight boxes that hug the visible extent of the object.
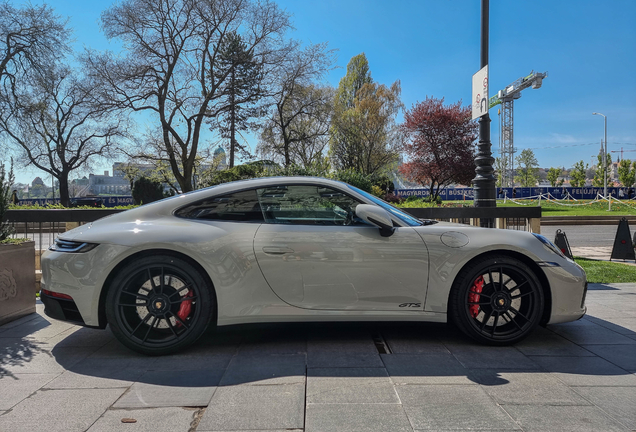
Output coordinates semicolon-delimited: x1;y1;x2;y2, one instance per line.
41;177;587;355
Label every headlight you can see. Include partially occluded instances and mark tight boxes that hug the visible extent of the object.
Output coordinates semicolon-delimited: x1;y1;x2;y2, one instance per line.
49;238;99;253
533;233;566;259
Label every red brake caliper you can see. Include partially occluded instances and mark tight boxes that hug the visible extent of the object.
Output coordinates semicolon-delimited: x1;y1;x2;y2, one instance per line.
176;290;193;327
468;276;484;318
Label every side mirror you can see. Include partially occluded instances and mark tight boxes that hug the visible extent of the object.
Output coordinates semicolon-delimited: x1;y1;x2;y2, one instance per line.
355;204;395;237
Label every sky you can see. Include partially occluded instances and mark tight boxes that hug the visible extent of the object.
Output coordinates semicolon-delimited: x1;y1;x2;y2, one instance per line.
7;0;636;185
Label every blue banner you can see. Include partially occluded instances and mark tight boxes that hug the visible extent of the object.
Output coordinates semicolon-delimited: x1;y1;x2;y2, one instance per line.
395;187;632;201
16;196;135;207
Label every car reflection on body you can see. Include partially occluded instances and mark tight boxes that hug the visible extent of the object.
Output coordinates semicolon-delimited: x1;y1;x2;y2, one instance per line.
40;177;587;355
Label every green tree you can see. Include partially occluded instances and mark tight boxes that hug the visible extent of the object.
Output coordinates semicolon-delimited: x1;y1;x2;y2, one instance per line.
593;153;612;187
330;54;401;175
213;32;264;168
132;177;164;205
617;159;635;187
569;160;588;187
86;0;293;193
547;167;561;187
515;149;539;187
0;159;16;241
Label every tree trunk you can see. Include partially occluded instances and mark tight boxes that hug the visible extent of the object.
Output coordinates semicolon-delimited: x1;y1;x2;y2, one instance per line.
58;174;70;207
229;68;236;168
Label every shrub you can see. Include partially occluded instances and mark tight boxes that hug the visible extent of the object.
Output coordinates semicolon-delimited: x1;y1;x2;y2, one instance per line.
331;169;373;193
0;160;16;241
132;177;164;205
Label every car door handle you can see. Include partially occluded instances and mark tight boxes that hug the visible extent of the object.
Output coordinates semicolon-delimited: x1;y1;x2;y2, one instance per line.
262;246;295;255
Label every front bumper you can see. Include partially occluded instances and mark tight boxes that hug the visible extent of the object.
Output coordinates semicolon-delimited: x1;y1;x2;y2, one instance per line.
40;291;89;326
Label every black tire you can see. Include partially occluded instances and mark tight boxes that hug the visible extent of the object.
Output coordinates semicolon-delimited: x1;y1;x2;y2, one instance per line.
450;255;544;345
105;255;214;355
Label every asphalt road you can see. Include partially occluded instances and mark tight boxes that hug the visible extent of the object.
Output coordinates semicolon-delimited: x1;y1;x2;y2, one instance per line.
543;225;624;249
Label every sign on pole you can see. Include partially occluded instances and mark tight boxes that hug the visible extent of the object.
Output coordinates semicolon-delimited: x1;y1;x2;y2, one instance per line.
472;65;489;120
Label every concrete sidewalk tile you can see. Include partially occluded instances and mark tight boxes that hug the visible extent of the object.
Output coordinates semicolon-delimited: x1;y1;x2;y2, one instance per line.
0;373;58;410
530;355;636;386
0;388;125;432
381;354;474;385
584;303;636;320
307;337;383;368
43;356;148;389
149;351;233;372
469;370;591;406
305;404;412;432
0;341;96;376
503;405;627;432
87;407;197;432
444;344;540;370
198;383;304;431
515;327;595;357
113;369;224;408
307;367;399;404
580;344;636;372
219;353;305;386
573;386;636;430
0;314;77;340
237;336;307;356
585;316;636;335
44;326;116;348
397;385;519;430
550;319;636;345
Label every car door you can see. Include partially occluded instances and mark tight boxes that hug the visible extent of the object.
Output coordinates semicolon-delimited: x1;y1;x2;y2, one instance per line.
253;184;429;311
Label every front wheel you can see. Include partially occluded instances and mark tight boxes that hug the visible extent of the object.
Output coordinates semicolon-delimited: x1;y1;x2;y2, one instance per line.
106;255;214;355
450;255;544;345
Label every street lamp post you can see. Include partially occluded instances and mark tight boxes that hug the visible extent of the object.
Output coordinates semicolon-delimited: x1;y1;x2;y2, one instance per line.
592;112;607;198
472;0;496;227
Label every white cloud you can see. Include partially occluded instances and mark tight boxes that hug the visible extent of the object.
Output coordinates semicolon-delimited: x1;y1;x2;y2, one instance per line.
550;133;577;144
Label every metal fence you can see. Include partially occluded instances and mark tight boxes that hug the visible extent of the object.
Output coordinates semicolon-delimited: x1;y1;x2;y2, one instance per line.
4;206;542;252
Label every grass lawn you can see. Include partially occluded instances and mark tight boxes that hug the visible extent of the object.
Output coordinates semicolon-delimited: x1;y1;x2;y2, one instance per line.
497;199;636;216
399;199;636;216
574;257;636;283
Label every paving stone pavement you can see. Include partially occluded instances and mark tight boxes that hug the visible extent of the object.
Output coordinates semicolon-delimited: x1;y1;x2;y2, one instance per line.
1;284;636;432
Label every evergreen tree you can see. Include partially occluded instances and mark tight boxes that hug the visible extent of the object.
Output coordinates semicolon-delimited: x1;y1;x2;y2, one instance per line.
214;32;264;168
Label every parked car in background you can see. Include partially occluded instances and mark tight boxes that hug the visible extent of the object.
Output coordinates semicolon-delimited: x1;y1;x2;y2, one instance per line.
69;196;103;207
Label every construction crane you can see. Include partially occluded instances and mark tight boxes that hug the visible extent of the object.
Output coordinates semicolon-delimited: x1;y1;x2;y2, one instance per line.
489;71;548;187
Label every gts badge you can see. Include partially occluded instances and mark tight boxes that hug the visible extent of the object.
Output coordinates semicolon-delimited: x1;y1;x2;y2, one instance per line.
399;303;421;308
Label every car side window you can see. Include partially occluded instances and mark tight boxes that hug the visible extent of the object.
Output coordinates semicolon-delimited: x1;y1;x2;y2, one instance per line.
256;185;369;226
175;189;264;222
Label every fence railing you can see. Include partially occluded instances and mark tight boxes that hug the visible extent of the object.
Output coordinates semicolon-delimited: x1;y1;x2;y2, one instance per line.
5;206;542;249
402;207;542;233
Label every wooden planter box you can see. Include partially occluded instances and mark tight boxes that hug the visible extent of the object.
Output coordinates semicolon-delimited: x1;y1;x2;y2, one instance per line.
0;241;36;326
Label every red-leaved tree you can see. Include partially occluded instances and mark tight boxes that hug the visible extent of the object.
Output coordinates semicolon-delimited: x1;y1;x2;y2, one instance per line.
400;97;477;200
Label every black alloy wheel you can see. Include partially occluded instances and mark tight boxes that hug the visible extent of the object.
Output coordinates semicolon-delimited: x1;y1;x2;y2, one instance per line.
450;255;544;345
106;255;214;355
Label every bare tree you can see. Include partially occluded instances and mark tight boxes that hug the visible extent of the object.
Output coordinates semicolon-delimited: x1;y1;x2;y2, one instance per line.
84;0;293;192
0;2;70;155
0;65;126;206
257;43;336;168
258;83;334;168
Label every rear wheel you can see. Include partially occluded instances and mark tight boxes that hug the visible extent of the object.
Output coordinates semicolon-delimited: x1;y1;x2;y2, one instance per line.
106;255;214;355
450;255;544;345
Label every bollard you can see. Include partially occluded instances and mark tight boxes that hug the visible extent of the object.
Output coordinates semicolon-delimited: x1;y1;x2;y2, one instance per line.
554;229;573;259
611;218;635;261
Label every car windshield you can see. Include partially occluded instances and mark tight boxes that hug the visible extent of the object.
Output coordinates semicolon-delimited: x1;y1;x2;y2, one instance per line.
347;185;423;227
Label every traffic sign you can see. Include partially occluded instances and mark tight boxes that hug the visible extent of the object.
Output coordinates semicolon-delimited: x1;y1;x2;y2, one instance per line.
472;65;489;120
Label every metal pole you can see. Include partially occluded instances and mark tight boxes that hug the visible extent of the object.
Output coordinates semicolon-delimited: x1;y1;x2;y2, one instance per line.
593;112;607;198
473;0;496;225
604;115;608;198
